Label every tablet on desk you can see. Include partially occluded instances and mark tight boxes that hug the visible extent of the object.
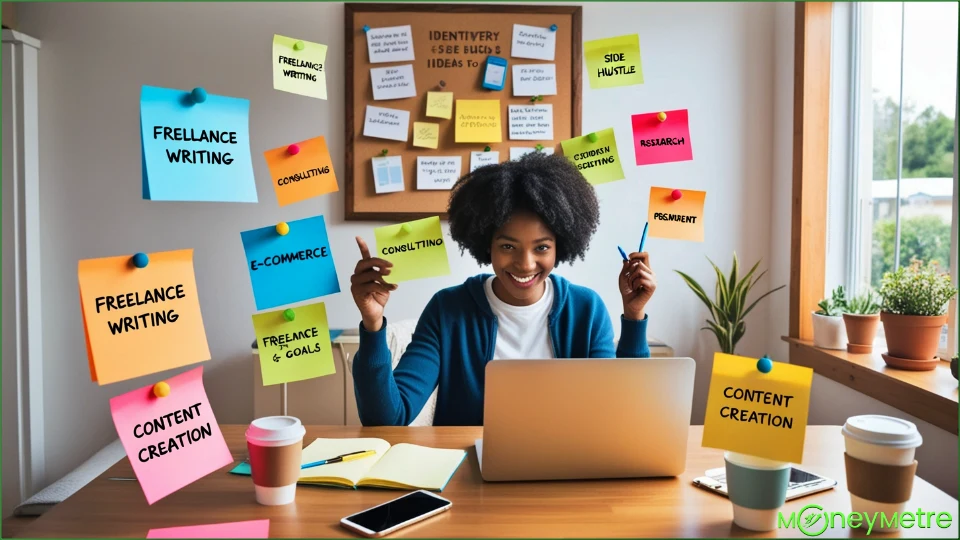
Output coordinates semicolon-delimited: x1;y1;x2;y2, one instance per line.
693;466;837;501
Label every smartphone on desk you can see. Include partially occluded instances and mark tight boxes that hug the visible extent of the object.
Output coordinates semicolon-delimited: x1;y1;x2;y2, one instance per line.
340;490;452;538
693;466;837;501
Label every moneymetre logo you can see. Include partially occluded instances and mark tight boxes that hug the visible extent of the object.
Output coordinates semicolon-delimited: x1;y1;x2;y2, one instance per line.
779;504;954;536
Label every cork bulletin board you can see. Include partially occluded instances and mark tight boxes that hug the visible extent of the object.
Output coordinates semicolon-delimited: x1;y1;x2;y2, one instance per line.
345;3;583;221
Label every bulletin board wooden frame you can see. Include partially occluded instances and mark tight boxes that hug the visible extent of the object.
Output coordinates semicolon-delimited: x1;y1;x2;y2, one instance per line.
345;3;583;221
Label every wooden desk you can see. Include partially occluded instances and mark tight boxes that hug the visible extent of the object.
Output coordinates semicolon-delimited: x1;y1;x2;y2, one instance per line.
17;426;958;538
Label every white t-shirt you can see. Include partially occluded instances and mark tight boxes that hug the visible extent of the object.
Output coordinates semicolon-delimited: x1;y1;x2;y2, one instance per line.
483;276;555;360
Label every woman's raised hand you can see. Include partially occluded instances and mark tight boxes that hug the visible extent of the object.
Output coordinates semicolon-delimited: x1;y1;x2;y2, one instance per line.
350;236;397;332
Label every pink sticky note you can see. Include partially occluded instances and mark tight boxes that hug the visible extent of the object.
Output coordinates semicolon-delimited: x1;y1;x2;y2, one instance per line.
147;519;270;538
110;365;232;505
631;109;693;165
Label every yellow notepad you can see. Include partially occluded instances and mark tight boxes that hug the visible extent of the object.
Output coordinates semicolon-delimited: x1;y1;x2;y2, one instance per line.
298;438;466;491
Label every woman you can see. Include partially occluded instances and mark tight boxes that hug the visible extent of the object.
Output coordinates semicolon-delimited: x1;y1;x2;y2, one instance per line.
350;153;657;426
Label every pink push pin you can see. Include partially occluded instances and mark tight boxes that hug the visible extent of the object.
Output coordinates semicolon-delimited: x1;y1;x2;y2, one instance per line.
671;189;683;201
287;144;300;156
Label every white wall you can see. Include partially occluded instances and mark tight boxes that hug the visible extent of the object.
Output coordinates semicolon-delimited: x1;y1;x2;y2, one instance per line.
13;1;783;495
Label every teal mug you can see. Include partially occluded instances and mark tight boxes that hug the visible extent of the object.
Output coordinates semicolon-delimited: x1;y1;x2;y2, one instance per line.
724;451;790;531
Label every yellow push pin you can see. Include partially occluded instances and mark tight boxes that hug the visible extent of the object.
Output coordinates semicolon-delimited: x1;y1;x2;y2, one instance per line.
399;223;413;235
276;222;290;236
153;381;170;398
657;111;667;122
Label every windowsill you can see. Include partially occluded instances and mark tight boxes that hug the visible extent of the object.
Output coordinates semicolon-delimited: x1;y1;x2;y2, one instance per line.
782;336;959;435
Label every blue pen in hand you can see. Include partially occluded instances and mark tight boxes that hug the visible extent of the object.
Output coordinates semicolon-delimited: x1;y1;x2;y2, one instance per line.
618;246;628;261
638;222;649;253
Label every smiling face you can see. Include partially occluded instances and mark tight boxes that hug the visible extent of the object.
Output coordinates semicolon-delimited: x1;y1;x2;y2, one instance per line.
489;211;557;306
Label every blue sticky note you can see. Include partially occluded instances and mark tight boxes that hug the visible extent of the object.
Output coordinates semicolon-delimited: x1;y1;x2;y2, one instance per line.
140;85;258;202
240;214;340;310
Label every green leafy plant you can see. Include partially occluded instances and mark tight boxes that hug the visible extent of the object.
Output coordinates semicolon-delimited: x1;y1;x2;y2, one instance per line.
816;286;847;317
879;259;958;316
675;253;785;355
845;288;881;315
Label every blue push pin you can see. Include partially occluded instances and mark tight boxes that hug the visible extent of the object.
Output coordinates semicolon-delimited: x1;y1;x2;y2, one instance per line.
190;87;207;104
131;252;149;269
549;24;558;31
757;355;773;374
362;25;370;33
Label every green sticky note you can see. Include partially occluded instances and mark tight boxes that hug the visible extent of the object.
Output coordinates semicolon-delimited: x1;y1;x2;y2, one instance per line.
374;216;451;283
252;302;335;386
273;34;327;100
584;34;644;89
560;128;625;185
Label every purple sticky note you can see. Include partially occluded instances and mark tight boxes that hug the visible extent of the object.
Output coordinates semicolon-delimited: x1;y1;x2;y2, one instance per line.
631;109;693;165
147;519;270;538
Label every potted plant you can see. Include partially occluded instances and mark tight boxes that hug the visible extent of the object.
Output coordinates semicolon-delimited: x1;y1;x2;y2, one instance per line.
878;260;959;366
951;353;958;381
842;288;881;354
812;286;847;350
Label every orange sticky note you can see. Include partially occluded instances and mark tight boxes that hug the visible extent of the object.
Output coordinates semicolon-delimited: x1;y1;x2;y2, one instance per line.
79;249;210;385
647;187;706;242
263;136;338;207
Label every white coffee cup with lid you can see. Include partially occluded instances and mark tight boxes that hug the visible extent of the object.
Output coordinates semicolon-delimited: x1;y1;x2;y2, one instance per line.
245;416;307;506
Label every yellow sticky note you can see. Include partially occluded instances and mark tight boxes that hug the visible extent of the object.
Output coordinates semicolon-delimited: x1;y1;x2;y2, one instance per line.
426;91;453;119
252;302;335;386
413;122;440;149
560;128;625;185
374;216;451;283
584;34;644;89
273;34;328;100
648;187;706;242
702;353;813;463
455;100;502;143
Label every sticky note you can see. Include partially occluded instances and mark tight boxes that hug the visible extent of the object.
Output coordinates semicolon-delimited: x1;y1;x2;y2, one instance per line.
372;156;405;194
147;520;270;539
79;249;210;385
560;128;625;185
510;147;554;160
632;109;693;165
470;150;500;172
511;24;556;61
584;34;644;89
141;86;257;202
413;122;440;149
253;302;335;386
240;214;340;310
371;64;417;100
273;35;327;100
512;64;557;96
110;366;232;505
426;91;454;119
264;136;338;207
508;104;553;140
647;186;706;242
366;25;415;64
363;105;410;142
374;217;451;283
702;353;813;463
417;156;461;190
455;100;502;143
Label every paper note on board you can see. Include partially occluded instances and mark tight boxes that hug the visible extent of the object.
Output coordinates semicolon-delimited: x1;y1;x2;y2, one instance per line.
647;186;706;242
370;64;417;100
508;104;553;140
147;520;270;539
252;302;335;386
455;100;502;143
79;249;210;385
264;135;337;207
510;147;554;160
417;156;461;190
366;25;415;64
413;122;440;149
560;128;625;185
584;34;644;89
240;214;340;310
470;150;500;172
110;366;232;505
363;105;410;142
511;24;556;61
426;91;454;119
632;109;693;165
374;217;451;283
512;64;557;96
273;35;327;99
372;156;405;194
701;353;813;463
140;85;257;202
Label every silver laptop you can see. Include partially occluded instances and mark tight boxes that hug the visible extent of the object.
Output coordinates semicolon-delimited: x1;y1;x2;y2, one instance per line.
477;357;695;482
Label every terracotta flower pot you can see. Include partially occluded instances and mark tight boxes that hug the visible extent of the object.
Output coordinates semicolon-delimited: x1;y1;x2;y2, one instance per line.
811;312;847;350
880;312;948;361
842;313;880;354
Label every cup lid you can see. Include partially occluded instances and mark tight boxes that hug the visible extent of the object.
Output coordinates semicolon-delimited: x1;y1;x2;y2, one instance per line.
245;416;305;443
841;415;922;449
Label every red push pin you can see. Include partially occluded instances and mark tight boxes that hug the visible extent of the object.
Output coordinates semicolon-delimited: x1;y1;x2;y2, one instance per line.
671;189;683;201
287;144;300;156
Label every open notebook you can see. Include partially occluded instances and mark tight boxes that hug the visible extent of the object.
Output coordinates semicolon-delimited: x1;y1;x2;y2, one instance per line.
231;438;466;492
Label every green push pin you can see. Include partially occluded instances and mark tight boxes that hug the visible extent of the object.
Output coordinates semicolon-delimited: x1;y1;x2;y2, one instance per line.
535;144;544;152
399;223;413;235
293;40;305;51
484;146;491;152
283;309;296;322
587;133;598;143
379;149;388;157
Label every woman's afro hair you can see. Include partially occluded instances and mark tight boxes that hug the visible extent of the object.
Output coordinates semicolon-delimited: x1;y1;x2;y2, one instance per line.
447;152;600;265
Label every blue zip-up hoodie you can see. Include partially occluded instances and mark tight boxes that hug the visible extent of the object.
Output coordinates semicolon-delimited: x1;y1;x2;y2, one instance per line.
352;273;650;426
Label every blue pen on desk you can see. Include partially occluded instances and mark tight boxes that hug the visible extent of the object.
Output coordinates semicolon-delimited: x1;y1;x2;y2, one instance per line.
301;449;376;469
638;222;649;253
617;246;628;261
